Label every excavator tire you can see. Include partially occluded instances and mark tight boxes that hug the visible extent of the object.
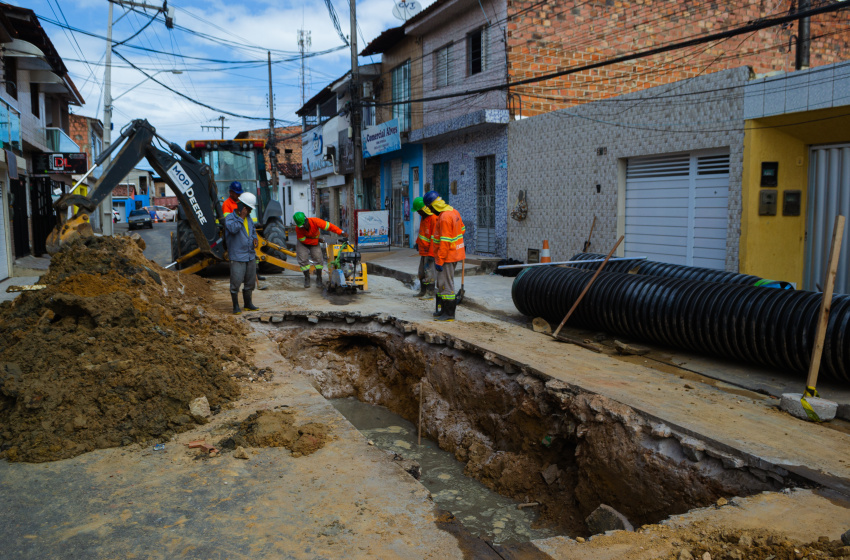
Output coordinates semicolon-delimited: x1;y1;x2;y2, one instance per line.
259;219;288;274
175;219;201;271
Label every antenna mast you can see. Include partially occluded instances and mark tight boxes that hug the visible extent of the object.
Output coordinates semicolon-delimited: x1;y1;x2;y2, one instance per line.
297;29;311;106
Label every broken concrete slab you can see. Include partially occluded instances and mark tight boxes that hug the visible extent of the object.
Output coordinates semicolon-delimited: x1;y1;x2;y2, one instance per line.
779;393;838;422
614;340;650;356
585;504;634;535
541;463;560;485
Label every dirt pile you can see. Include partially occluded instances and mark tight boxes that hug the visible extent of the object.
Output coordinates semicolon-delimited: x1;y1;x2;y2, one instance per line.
0;236;247;463
655;526;849;560
220;409;331;457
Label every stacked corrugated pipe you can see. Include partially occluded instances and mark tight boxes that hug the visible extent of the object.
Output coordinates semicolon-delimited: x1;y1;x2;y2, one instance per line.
569;252;767;286
511;265;850;381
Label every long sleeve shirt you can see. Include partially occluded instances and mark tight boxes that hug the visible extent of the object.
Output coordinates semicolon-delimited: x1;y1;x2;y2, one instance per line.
432;209;466;266
224;211;258;262
418;214;437;257
296;217;343;246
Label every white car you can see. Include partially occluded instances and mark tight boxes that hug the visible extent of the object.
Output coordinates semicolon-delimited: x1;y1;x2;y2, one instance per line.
151;205;177;222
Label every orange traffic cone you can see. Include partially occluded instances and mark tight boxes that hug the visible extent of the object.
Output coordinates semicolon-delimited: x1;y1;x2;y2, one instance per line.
541;240;551;263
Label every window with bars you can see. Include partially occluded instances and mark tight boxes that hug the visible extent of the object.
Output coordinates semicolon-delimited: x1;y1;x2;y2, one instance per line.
435;43;453;89
468;26;488;76
392;60;411;132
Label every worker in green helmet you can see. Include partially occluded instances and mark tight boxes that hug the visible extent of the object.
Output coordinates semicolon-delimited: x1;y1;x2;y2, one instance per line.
412;197;437;299
293;212;343;288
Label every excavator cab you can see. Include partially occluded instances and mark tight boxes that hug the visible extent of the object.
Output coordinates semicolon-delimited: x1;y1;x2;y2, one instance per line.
177;139;288;270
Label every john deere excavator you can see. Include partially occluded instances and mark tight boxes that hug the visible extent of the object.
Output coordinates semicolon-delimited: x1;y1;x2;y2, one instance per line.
47;119;302;275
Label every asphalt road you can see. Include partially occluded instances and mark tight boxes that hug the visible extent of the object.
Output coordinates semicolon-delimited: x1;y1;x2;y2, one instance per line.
114;220;175;266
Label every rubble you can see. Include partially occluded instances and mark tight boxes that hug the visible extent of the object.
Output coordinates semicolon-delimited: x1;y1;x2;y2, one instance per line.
0;237;246;462
585;504;634;534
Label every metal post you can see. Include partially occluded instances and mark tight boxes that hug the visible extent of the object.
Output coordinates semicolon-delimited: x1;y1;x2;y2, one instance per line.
102;0;114;235
796;0;811;70
349;0;362;237
267;51;282;225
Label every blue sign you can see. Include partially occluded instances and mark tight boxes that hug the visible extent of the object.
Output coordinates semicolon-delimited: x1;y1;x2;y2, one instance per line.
362;119;401;158
312;131;323;156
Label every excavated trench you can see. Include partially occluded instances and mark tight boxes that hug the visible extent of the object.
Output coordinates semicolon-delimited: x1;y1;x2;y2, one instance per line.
266;313;799;539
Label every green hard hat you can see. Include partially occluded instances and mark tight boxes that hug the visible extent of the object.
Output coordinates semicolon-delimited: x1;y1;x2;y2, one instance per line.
293;212;306;226
412;197;425;212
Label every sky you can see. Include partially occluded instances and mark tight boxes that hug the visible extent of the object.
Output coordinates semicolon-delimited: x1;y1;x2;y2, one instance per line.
16;0;433;148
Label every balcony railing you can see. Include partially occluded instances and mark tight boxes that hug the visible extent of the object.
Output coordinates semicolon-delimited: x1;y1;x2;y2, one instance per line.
46;127;80;152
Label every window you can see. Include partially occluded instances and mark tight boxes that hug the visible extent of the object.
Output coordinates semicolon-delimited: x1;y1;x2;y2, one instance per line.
319;97;336;124
391;60;411;132
435;44;453;88
468;26;488;76
4;57;17;99
30;83;40;118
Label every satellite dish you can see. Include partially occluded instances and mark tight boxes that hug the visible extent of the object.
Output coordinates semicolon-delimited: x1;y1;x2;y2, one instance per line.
392;0;422;21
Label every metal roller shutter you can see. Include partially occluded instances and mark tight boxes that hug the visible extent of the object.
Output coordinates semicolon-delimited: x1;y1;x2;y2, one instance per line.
625;151;730;270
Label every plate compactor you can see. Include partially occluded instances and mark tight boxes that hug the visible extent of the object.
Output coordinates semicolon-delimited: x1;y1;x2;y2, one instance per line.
325;238;368;293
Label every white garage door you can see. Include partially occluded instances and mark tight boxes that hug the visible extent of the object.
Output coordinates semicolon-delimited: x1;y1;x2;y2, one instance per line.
625;151;730;270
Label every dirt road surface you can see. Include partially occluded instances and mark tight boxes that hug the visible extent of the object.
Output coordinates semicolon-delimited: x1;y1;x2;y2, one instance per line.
1;247;849;559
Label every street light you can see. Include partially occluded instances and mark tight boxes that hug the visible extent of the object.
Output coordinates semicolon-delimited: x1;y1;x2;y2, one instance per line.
112;69;183;101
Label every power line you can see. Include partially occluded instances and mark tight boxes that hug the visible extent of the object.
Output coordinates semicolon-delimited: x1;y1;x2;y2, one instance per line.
112;49;300;124
366;0;850;108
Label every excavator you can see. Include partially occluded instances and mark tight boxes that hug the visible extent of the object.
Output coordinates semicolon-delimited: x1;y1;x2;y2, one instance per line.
46;119;309;276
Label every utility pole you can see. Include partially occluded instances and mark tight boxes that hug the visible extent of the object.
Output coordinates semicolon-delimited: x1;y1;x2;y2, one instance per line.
348;0;362;237
200;116;229;139
267;51;282;224
297;29;311;106
796;0;811;70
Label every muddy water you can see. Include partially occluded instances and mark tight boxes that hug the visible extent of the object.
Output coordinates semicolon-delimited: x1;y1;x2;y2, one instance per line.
330;397;559;545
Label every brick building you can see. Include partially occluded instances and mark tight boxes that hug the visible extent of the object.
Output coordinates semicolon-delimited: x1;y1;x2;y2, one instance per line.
234;125;302;180
359;0;850;258
507;0;850;117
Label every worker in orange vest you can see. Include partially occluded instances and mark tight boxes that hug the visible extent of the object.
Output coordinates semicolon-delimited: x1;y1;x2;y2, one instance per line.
424;190;466;322
412;197;437;300
293;212;343;288
222;181;242;215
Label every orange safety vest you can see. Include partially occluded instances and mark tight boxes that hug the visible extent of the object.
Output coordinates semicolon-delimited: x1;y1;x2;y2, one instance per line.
417;214;437;257
432;209;466;266
296;217;343;246
222;197;238;215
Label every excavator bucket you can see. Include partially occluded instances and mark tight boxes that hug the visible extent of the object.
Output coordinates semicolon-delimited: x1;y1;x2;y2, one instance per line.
46;213;94;255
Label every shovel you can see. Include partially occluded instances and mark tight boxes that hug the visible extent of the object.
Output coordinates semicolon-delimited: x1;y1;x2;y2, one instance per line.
456;260;466;305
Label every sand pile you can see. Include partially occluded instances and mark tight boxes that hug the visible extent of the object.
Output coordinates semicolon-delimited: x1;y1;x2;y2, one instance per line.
0;236;246;462
219;409;331;458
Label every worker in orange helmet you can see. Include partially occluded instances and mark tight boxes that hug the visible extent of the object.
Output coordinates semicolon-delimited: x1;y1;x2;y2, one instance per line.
424;190;465;322
293;212;343;288
412;197;437;300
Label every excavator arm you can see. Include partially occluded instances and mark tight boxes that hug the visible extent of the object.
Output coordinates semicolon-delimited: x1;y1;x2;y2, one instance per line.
47;119;225;260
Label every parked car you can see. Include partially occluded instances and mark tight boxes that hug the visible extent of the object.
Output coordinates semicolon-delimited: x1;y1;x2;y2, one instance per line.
128;209;153;230
152;205;177;222
112;209;120;223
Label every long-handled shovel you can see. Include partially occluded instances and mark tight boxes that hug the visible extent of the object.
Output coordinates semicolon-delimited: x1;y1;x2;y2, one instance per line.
456;260;466;305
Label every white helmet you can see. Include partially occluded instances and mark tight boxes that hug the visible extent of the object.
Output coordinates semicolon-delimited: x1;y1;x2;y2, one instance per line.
238;192;257;209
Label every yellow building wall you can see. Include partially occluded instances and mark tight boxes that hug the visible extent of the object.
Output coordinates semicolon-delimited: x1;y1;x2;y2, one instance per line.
740;127;808;286
740;107;850;287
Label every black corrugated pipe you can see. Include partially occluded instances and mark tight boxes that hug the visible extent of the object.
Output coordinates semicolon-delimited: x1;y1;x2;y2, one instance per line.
570;253;770;286
512;266;850;381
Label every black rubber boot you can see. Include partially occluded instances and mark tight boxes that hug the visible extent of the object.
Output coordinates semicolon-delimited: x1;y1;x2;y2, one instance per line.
257;275;267;281
416;281;427;298
315;269;324;288
419;282;435;300
303;271;311;288
432;295;444;317
243;290;259;311
231;293;241;315
435;298;456;322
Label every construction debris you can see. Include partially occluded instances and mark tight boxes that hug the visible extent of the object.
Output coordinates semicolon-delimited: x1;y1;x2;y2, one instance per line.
0;237;247;462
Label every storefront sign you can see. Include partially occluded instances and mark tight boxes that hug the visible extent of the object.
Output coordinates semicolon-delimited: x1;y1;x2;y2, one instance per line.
355;209;390;248
362;119;401;158
33;152;88;175
302;124;335;178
